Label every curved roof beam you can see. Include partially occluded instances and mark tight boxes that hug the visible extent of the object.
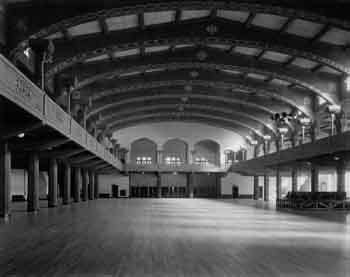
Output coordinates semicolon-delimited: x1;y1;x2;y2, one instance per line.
19;1;350;40
85;90;292;122
70;48;338;105
45;18;350;77
94;103;277;135
78;67;314;118
109;117;253;141
105;111;266;139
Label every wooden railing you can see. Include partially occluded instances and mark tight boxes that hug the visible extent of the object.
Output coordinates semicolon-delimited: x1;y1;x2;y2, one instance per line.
125;163;227;173
0;54;123;170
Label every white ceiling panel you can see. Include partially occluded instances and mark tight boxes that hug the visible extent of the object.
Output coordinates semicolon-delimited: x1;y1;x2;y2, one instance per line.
319;27;350;46
85;54;109;63
46;32;63;40
271;78;291;86
234;46;260;56
262;51;290;63
207;44;230;51
113;48;140;58
221;69;242;75
119;71;141;77
291;57;318;69
106;14;138;31
181;10;210;20
68;20;101;37
319;65;342;75
247;73;267;80
144;11;175;25
252;13;288;30
285;19;324;38
217;10;249;22
145;45;170;53
175;44;195;49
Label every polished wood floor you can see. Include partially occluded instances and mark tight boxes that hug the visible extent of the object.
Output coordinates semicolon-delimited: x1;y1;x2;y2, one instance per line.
1;199;350;277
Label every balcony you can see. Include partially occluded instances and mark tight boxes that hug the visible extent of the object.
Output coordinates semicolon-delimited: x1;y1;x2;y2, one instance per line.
125;162;227;173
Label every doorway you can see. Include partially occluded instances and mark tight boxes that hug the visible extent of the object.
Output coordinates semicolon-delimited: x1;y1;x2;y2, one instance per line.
112;185;119;198
232;185;239;198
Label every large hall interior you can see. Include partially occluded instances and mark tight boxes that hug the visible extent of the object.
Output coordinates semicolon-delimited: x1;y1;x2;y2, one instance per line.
0;1;350;276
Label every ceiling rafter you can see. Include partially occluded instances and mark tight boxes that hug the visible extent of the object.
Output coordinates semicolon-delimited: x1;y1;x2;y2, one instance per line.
67;49;337;105
106;116;254;140
81;74;312;116
100;107;276;137
98;16;109;35
86;91;291;121
46;18;350;77
19;1;350;46
104;112;266;139
244;12;256;28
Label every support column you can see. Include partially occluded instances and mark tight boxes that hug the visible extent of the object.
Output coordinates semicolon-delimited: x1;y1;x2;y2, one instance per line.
82;169;88;201
157;150;163;164
310;164;319;192
263;174;269;201
336;160;346;193
0;0;7;54
276;168;281;200
156;173;162;198
48;158;58;207
94;173;99;199
216;174;222;198
73;167;81;202
253;176;259;200
27;152;39;212
187;173;194;198
88;171;94;200
0;142;11;219
62;163;71;205
291;167;298;192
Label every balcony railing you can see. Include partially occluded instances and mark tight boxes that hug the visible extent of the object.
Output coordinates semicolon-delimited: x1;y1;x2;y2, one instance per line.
0;54;123;170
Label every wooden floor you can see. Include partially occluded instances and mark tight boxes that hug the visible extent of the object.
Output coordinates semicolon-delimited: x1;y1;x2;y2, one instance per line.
1;199;350;277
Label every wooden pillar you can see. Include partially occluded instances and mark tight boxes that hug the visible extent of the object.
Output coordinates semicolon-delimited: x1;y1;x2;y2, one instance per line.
253;176;259;200
310;164;319;192
187;173;194;198
0;142;11;219
157;173;162;198
276;168;281;200
82;169;88;201
291;167;298;192
73;167;81;202
336;160;346;193
94;173;99;199
88;171;94;200
48;158;58;207
62;163;71;205
263;174;269;201
216;174;221;198
0;0;6;54
27;152;39;212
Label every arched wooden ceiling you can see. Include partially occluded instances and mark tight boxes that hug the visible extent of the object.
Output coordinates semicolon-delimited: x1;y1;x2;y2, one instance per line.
10;0;350;140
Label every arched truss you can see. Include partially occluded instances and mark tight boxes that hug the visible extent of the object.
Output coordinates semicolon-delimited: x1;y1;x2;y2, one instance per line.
85;90;291;121
105;112;265;140
79;70;315;118
12;1;348;140
94;103;278;135
70;48;338;105
17;2;350;75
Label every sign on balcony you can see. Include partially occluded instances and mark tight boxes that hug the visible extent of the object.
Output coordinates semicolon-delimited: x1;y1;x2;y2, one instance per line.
0;55;44;118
